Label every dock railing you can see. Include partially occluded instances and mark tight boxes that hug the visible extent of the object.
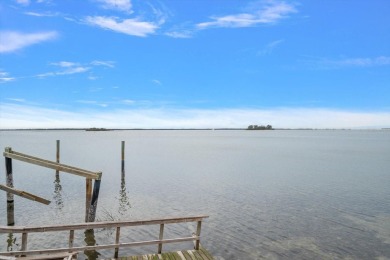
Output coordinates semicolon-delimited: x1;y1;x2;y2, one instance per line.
0;215;208;259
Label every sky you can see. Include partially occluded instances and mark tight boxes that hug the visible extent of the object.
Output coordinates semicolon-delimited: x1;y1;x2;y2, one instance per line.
0;0;390;129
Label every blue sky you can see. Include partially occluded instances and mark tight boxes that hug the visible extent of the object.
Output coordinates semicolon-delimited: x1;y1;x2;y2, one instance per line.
1;0;389;129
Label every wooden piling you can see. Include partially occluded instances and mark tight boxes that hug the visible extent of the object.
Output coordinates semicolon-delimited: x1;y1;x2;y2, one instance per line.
121;141;125;176
5;147;15;226
114;227;120;258
85;178;92;222
158;223;164;254
87;172;102;222
56;140;60;177
195;221;202;250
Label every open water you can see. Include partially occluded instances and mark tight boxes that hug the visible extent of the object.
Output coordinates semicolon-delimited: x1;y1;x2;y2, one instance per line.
0;130;389;259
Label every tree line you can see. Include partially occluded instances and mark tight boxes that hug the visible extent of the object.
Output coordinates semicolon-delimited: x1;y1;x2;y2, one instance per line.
247;125;273;130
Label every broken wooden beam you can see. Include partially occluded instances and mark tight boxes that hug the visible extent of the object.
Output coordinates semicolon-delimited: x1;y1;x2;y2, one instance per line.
0;185;51;205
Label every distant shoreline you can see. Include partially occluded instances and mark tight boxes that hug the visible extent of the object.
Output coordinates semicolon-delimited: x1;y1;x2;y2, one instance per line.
0;128;388;131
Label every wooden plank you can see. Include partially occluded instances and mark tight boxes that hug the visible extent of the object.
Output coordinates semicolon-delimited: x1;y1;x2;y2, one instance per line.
3;150;100;179
196;250;209;260
0;185;50;205
0;216;208;233
189;251;203;260
13;252;77;260
0;237;199;256
176;251;186;260
199;248;213;260
185;251;197;260
171;252;182;260
181;251;193;260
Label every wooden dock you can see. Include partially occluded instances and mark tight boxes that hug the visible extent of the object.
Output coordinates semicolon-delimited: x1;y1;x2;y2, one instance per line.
0;216;211;260
105;247;213;260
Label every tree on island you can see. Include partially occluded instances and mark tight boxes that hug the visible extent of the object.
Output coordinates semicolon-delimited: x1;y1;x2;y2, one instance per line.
247;125;273;130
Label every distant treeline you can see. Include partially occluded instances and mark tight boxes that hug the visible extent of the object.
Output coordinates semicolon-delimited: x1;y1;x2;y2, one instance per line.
247;125;273;130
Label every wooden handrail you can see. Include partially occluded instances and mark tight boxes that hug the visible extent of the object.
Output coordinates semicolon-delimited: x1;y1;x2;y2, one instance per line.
0;216;209;258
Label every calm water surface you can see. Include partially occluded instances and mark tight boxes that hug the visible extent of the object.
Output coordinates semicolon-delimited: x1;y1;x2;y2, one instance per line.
0;130;389;259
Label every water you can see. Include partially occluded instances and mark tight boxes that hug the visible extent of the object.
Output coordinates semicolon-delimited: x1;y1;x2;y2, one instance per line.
0;130;389;259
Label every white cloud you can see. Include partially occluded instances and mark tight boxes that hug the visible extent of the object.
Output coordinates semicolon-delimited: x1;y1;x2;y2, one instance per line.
58;67;90;75
24;11;60;17
0;103;389;129
165;31;193;39
96;0;133;13
15;0;30;5
306;56;390;69
6;98;26;102
0;31;58;53
36;66;89;78
257;39;284;56
152;79;162;85
88;76;99;80
197;1;297;29
51;61;79;67
36;60;114;79
91;60;115;68
85;16;158;37
333;56;390;67
77;100;108;107
0;71;16;83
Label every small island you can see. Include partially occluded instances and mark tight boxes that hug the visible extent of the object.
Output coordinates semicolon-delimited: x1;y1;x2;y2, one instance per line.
85;127;110;131
247;125;273;130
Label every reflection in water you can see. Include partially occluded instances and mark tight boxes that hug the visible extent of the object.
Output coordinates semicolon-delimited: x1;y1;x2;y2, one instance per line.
118;172;131;216
53;174;64;210
84;229;100;260
7;233;18;252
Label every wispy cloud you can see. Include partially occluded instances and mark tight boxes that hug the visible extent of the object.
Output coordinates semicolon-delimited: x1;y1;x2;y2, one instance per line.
51;61;79;67
257;39;284;56
91;60;115;68
197;1;297;29
85;16;158;37
0;31;58;53
6;98;26;102
15;0;30;6
0;71;16;83
35;60;115;79
165;30;193;39
77;100;108;107
15;0;51;5
24;11;60;17
329;56;390;67
96;0;133;13
152;79;162;85
1;103;389;129
304;56;390;69
36;66;90;78
36;61;91;78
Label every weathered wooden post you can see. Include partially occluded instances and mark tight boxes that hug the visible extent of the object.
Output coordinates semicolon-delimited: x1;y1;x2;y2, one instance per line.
85;178;92;222
5;147;15;226
84;229;100;259
87;172;102;222
56;140;60;178
158;223;164;254
195;220;202;250
121;141;125;176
